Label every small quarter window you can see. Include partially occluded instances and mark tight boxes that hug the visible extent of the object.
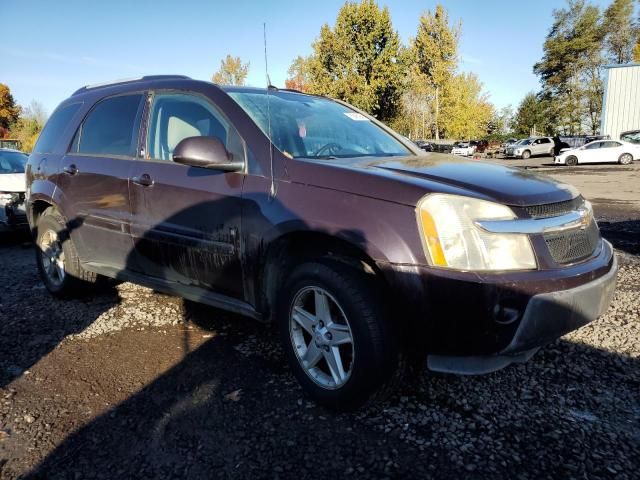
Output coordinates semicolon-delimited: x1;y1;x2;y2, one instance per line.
33;103;82;154
77;94;144;156
147;93;245;163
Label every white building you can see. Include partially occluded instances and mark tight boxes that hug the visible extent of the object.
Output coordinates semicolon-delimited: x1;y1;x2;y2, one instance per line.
600;64;640;140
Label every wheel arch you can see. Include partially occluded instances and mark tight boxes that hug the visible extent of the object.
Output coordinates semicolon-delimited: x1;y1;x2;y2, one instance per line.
256;230;388;322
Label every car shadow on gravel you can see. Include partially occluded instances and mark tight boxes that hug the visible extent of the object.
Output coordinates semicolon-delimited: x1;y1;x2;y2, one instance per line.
599;220;640;255
0;233;121;389
23;320;640;479
25;262;636;478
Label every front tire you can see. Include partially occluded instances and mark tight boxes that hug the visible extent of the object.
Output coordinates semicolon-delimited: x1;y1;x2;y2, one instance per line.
277;261;401;410
619;153;633;165
565;155;578;166
521;150;531;159
35;208;102;298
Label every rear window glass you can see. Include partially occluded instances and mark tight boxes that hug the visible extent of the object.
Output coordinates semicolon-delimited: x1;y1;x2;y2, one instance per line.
33;103;82;154
76;94;143;156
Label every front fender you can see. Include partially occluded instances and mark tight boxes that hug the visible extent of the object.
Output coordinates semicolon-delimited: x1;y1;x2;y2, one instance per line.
242;177;425;266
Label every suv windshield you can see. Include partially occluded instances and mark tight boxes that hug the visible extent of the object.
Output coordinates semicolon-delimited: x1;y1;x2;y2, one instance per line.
0;151;27;173
227;89;410;159
518;139;532;145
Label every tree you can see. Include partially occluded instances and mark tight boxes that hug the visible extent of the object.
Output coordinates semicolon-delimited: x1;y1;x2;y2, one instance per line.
513;93;549;136
634;40;640;62
285;56;311;92
494;105;515;135
306;0;404;121
0;83;21;131
602;0;637;64
9;101;48;152
439;73;493;139
534;0;604;134
411;4;460;139
212;55;249;86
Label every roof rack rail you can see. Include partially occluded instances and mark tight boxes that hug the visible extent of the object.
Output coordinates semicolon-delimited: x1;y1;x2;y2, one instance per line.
72;75;191;96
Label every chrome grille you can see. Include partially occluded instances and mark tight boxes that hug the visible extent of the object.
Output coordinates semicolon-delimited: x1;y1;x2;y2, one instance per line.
525;196;584;219
543;219;600;264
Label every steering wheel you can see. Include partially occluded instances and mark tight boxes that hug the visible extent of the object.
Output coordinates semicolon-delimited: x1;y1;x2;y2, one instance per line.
315;142;342;157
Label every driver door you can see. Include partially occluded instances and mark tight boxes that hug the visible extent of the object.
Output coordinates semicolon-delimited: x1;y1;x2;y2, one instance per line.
128;92;246;298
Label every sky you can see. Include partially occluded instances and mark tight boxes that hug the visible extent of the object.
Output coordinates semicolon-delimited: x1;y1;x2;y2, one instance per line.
2;0;612;116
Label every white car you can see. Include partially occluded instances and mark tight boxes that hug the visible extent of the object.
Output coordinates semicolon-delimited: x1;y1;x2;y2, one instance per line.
0;149;28;232
451;142;475;156
554;139;640;166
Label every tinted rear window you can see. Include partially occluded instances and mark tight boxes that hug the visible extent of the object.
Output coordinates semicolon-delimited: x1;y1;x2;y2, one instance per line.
76;94;144;156
33;103;82;154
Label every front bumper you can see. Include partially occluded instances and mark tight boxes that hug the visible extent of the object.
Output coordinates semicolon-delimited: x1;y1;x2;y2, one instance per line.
379;240;618;374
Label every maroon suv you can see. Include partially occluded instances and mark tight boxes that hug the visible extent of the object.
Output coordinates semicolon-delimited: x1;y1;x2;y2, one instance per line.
26;76;617;409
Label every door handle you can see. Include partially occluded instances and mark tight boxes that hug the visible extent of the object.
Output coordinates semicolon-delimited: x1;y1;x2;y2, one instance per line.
63;164;78;175
131;173;154;187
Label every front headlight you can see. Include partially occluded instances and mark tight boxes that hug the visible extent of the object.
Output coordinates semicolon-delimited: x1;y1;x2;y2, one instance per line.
416;194;537;271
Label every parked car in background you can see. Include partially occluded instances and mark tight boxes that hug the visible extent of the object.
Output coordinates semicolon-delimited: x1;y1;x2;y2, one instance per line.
414;140;434;152
0;139;22;150
451;142;475;156
555;139;639;166
470;140;488;153
504;137;554;159
0;148;28;233
620;130;640;144
500;138;518;153
26;76;618;409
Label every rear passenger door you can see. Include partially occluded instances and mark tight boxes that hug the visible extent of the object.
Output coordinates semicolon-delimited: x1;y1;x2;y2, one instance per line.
59;93;146;272
128;91;245;298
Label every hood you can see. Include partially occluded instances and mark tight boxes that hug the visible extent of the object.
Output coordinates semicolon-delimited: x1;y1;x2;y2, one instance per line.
0;173;26;193
286;153;578;207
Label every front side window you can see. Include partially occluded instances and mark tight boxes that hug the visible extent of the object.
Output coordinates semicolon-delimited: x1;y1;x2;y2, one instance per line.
227;90;410;159
585;142;602;150
0;151;28;173
33;103;82;154
147;93;245;162
76;94;144;157
539;138;551;144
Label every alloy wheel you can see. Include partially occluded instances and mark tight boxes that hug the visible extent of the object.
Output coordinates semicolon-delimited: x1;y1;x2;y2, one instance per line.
620;153;632;165
289;286;354;389
39;229;65;286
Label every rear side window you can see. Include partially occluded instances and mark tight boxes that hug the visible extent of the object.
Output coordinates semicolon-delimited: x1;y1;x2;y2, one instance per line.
75;94;144;157
33;103;82;154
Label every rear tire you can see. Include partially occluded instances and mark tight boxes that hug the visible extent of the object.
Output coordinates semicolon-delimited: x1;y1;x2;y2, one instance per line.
619;153;633;165
35;208;102;298
277;261;403;410
566;155;578;166
521;150;531;159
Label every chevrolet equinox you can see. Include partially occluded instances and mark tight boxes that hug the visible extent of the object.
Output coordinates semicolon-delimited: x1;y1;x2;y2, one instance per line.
26;76;618;409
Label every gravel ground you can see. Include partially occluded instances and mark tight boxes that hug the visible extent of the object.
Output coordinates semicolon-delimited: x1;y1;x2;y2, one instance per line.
0;192;639;478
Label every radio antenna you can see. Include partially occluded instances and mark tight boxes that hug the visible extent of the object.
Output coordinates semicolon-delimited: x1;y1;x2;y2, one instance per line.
264;22;276;198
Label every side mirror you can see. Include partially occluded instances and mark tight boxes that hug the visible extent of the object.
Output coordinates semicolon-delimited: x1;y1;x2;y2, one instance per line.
172;136;243;172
